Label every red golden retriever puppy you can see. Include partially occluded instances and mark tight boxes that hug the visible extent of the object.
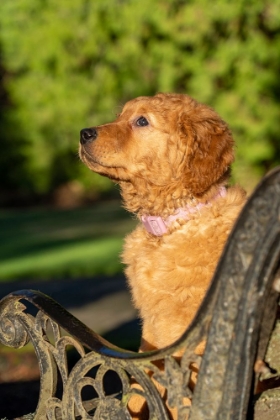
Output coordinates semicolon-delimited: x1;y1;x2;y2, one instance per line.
79;93;246;416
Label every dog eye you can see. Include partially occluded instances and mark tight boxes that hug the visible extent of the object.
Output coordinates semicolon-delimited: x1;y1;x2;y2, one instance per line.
136;116;149;127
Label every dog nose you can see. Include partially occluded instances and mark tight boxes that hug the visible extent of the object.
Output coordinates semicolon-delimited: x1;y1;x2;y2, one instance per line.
80;128;98;145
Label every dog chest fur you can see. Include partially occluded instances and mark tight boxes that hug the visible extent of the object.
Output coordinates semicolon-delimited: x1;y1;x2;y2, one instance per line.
122;186;245;351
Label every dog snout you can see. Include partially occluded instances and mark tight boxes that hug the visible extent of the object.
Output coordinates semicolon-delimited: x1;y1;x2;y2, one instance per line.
80;128;98;145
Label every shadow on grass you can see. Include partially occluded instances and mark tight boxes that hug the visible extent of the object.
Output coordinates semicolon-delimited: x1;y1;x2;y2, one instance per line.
0;203;133;261
0;274;127;308
0;201;136;279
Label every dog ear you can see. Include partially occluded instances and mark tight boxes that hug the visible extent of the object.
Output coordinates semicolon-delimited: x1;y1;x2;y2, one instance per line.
178;108;235;195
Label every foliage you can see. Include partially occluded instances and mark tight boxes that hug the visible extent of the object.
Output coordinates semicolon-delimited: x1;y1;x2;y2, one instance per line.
0;0;280;200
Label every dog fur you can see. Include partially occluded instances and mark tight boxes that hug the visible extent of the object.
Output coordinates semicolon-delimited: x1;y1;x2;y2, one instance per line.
79;92;246;417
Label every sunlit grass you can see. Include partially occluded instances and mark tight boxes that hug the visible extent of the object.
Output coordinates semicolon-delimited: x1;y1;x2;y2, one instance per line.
0;201;136;281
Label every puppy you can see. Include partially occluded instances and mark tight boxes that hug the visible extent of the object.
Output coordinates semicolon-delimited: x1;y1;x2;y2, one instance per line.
79;93;246;417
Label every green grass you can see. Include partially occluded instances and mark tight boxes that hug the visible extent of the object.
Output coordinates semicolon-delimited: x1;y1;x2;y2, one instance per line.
0;201;136;281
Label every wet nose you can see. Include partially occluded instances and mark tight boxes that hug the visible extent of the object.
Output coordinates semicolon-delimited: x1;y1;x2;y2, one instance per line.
80;128;98;145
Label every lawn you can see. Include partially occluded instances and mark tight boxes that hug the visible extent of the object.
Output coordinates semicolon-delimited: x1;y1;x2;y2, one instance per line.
0;201;136;281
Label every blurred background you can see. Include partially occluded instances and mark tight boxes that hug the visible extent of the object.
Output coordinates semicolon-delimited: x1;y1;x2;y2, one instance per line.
0;0;280;415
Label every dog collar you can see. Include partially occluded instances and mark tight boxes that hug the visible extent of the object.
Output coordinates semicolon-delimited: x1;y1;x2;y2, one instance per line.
141;186;227;236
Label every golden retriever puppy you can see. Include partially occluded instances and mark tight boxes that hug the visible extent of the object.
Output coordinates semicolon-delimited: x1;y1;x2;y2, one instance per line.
79;93;246;417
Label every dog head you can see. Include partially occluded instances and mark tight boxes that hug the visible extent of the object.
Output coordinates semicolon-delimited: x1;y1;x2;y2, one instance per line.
79;93;234;196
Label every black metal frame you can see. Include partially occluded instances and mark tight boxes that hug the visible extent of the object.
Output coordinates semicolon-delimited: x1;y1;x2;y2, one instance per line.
0;167;280;420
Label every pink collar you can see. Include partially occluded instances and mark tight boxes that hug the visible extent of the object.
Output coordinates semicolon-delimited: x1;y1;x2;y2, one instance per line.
141;186;227;236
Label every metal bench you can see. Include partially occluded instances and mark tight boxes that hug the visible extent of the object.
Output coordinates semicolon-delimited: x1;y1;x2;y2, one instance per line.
0;167;280;420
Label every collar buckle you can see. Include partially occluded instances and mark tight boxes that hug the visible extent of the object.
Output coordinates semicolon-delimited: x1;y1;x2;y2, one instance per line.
141;215;167;236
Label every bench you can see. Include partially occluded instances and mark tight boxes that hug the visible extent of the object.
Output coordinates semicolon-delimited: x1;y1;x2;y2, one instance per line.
0;166;280;419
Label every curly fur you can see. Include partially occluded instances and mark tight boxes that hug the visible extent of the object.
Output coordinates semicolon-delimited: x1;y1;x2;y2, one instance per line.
79;92;246;418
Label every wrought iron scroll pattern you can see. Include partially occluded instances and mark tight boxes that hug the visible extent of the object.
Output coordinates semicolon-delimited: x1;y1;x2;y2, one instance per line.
0;168;280;420
0;289;206;419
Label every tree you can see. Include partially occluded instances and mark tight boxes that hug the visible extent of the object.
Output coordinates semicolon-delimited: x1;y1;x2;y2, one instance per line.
0;0;279;203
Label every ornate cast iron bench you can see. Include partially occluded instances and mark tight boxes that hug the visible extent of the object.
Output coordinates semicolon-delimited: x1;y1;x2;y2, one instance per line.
0;167;280;420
